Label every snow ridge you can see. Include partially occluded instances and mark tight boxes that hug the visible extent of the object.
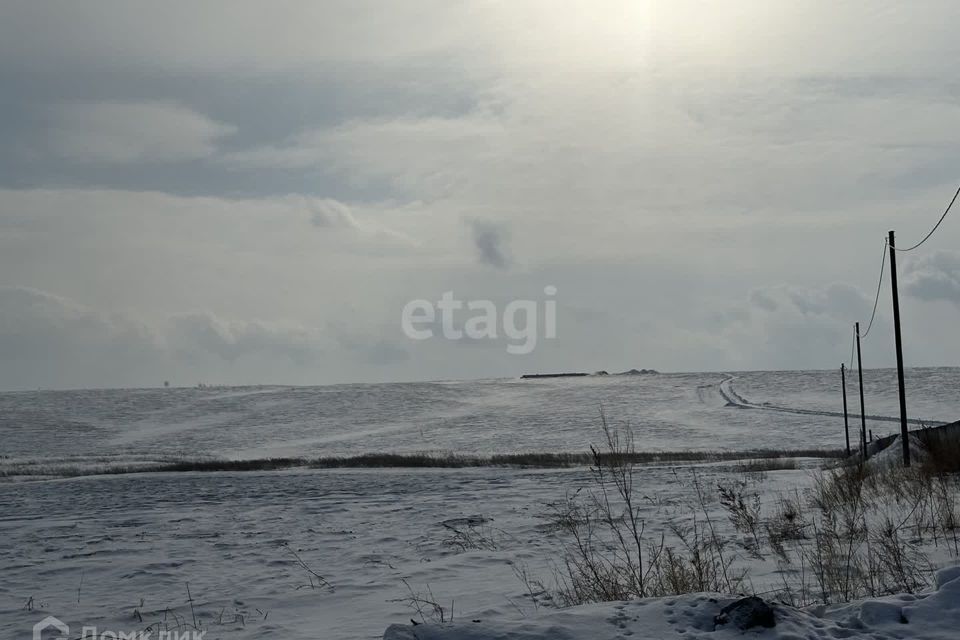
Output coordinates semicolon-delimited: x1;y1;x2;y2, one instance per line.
384;565;960;640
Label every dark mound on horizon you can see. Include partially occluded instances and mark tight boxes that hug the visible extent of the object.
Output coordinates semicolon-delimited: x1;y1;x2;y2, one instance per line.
521;372;589;379
521;368;658;379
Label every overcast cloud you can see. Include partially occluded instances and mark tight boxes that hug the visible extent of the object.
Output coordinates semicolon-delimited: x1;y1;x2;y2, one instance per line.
470;220;512;269
1;1;959;389
47;101;236;164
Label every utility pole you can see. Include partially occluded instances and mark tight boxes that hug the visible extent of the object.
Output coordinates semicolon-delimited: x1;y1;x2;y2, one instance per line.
855;322;868;461
841;364;851;457
888;230;911;467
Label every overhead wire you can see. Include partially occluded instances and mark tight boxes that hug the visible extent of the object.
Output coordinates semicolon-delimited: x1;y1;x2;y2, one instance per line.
894;183;960;252
858;238;888;340
847;332;856;372
839;183;958;435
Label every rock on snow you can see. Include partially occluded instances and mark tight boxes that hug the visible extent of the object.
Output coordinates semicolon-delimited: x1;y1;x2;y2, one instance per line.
384;566;960;640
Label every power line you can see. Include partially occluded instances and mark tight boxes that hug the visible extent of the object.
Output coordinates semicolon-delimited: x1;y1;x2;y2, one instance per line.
847;331;856;372
895;183;960;252
859;238;888;340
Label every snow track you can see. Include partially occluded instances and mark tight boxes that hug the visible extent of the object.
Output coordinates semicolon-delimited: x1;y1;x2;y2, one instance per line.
718;376;945;427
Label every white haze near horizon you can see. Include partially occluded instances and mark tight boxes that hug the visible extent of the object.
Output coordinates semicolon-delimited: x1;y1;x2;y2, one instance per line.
2;1;960;390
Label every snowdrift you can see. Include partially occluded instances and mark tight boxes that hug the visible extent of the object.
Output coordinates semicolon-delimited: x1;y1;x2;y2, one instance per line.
385;566;960;640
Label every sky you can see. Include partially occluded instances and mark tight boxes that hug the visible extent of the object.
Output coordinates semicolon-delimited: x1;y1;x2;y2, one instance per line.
2;1;960;390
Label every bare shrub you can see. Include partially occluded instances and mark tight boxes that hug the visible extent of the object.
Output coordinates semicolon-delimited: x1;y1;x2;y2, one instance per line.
397;579;452;624
280;543;333;591
551;411;665;605
546;415;958;609
441;520;501;552
765;492;808;563
871;516;931;594
718;481;762;557
551;413;753;605
657;512;746;595
784;456;948;602
511;561;549;611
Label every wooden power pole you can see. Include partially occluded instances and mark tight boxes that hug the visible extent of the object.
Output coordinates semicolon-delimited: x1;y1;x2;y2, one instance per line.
841;364;851;457
888;230;911;467
855;322;868;461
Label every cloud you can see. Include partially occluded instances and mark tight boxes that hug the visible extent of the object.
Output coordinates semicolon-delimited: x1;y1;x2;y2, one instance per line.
308;198;361;230
221;115;502;193
6;3;960;385
749;289;778;312
306;196;416;246
469;220;511;269
165;312;324;364
0;1;479;73
0;286;154;361
335;335;410;365
48;101;235;163
0;285;331;389
903;251;960;306
0;286;158;388
745;283;872;324
716;282;876;370
5;1;960;79
724;277;960;369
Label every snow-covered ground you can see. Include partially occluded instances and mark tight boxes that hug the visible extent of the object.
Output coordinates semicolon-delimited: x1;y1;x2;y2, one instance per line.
9;466;630;639
2;460;957;639
3;369;958;468
1;369;958;639
385;566;960;640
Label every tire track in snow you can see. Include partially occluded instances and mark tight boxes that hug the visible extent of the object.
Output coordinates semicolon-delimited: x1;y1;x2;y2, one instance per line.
717;376;946;427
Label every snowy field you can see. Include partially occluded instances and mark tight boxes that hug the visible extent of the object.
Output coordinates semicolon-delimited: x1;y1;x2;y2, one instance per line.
1;369;958;639
2;369;957;469
0;464;821;639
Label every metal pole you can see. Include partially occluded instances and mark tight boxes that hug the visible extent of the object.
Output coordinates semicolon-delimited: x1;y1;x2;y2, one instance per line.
888;230;911;467
855;322;868;461
841;364;851;457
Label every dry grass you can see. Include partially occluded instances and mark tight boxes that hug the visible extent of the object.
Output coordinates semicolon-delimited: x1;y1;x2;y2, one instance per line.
548;413;750;605
732;458;800;474
544;417;960;609
0;448;844;479
761;455;959;605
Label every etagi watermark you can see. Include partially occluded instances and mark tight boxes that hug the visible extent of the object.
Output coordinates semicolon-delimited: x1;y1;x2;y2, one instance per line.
401;287;557;355
32;615;205;640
